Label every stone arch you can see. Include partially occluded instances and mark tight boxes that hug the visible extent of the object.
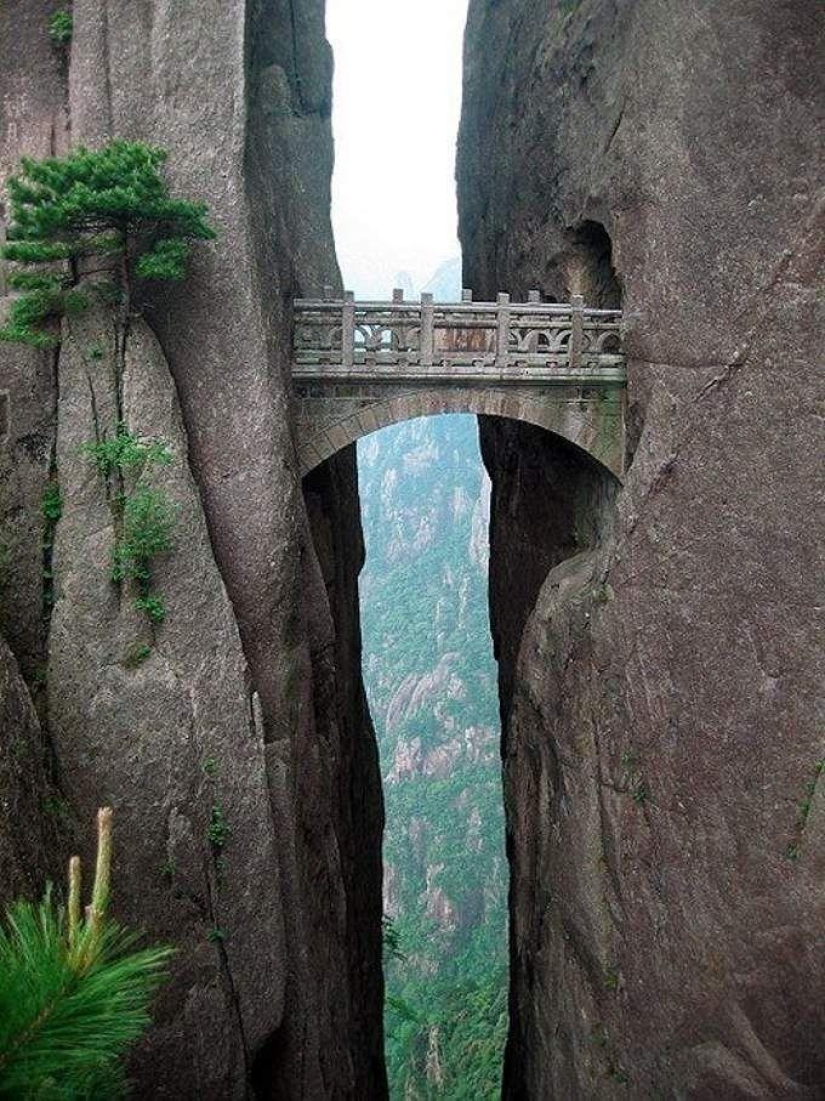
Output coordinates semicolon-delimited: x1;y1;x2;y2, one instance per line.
297;385;625;479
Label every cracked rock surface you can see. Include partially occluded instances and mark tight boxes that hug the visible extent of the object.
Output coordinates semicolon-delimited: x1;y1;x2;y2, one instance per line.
459;0;825;1096
0;2;384;1097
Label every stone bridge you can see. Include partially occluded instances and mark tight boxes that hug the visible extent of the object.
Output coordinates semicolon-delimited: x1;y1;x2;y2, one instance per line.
291;289;627;477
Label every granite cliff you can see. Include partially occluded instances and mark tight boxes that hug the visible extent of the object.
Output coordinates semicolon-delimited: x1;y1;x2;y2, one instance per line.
1;0;822;1097
0;2;383;1097
458;0;825;1096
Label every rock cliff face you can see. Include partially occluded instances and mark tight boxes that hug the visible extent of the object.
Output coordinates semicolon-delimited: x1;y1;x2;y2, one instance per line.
459;1;825;1097
0;3;383;1098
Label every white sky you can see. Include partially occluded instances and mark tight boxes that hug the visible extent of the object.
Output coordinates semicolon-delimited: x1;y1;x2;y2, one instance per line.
326;0;469;297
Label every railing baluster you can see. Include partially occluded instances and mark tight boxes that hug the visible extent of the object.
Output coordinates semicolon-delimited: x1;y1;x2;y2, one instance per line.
292;292;624;376
421;293;434;367
462;288;473;303
496;292;510;368
393;288;404;303
527;290;540;354
569;293;584;370
342;290;355;369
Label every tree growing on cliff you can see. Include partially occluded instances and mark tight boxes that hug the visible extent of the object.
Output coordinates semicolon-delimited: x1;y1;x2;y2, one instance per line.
0;140;216;347
0;807;171;1098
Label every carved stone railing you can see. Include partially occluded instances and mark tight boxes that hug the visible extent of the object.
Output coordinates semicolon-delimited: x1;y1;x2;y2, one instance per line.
292;288;625;382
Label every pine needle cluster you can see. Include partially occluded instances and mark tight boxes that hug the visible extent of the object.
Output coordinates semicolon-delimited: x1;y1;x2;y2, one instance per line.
0;140;216;347
0;808;172;1099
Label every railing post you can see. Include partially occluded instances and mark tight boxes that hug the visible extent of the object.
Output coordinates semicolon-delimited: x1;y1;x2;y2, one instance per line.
569;293;584;370
393;288;404;303
462;288;473;303
496;292;510;367
526;291;541;354
322;284;333;301
420;293;434;367
342;290;355;368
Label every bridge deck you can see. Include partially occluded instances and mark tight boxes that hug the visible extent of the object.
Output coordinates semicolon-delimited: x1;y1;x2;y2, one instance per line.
292;290;626;382
291;290;627;479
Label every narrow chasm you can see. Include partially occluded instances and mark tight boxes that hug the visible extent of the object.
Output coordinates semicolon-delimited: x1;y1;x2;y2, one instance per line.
303;405;619;1097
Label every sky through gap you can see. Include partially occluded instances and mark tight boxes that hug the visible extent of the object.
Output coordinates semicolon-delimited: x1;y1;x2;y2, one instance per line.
326;0;469;296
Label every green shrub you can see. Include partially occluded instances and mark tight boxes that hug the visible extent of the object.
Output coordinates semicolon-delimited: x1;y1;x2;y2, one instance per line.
48;9;73;47
111;488;177;589
134;594;166;623
123;642;152;668
207;806;231;851
41;481;63;522
0;140;215;346
82;425;172;479
0;808;171;1098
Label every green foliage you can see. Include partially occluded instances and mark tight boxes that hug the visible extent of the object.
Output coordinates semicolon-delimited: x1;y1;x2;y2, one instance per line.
123;642;152;668
785;759;825;859
134;595;165;623
0;140;216;346
385;970;508;1100
207;928;226;944
82;425;172;479
48;9;73;47
383;916;406;963
207;806;231;851
0;809;171;1099
358;415;508;1097
201;758;219;778
620;749;649;805
111;488;177;589
631;780;650;806
83;425;176;626
41;482;63;523
0;287;87;349
41;796;72;825
135;238;190;281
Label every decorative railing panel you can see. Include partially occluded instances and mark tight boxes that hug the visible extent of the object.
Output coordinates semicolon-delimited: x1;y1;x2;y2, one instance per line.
292;289;625;380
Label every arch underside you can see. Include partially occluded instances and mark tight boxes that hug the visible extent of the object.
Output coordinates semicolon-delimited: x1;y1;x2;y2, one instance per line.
296;384;625;478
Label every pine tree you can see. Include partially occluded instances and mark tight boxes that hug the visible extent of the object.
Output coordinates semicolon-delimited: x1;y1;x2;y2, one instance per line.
0;808;172;1099
0;140;216;347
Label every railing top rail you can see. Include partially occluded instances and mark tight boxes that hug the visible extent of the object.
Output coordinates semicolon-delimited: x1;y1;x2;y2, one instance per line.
294;297;623;318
